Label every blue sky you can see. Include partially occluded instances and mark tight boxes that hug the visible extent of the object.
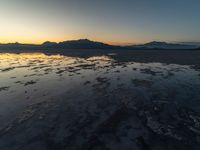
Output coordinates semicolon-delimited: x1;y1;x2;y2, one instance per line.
0;0;199;44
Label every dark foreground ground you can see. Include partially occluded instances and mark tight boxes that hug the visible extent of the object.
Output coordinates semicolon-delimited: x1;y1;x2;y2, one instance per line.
0;49;200;150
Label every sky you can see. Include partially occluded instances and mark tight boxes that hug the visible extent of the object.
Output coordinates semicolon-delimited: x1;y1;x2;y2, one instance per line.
0;0;200;45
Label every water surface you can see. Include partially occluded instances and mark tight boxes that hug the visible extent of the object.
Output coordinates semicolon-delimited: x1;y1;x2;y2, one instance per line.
0;52;200;150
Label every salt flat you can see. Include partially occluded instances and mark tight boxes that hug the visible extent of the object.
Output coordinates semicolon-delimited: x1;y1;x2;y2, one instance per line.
0;51;200;150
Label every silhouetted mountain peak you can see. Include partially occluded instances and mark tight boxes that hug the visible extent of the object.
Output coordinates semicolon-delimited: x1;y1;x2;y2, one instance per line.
60;39;102;44
77;39;91;42
57;39;112;49
42;41;57;46
144;41;170;46
141;41;197;49
0;39;199;50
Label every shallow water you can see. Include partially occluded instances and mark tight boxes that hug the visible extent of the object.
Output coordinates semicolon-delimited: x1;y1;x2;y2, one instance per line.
0;53;200;150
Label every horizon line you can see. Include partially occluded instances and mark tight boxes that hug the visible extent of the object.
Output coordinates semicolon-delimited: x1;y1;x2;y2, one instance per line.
0;39;200;46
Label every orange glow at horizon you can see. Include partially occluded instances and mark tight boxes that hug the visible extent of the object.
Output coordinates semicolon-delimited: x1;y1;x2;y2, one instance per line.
0;35;147;45
0;0;199;46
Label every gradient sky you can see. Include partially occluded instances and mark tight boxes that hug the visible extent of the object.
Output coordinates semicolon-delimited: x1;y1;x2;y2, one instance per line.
0;0;200;45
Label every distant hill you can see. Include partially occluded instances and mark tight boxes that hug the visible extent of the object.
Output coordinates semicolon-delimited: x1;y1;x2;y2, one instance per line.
41;39;112;49
55;39;114;49
0;39;116;51
0;42;39;50
130;41;198;49
0;39;198;51
42;41;57;47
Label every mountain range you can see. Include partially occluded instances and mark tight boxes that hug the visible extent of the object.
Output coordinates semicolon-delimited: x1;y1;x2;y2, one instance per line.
134;41;197;49
0;39;199;51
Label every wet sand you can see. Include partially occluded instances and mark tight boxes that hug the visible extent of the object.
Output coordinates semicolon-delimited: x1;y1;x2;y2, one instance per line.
0;51;200;150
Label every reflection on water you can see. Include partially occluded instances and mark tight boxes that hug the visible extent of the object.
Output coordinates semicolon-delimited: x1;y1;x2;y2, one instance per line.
0;53;200;150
